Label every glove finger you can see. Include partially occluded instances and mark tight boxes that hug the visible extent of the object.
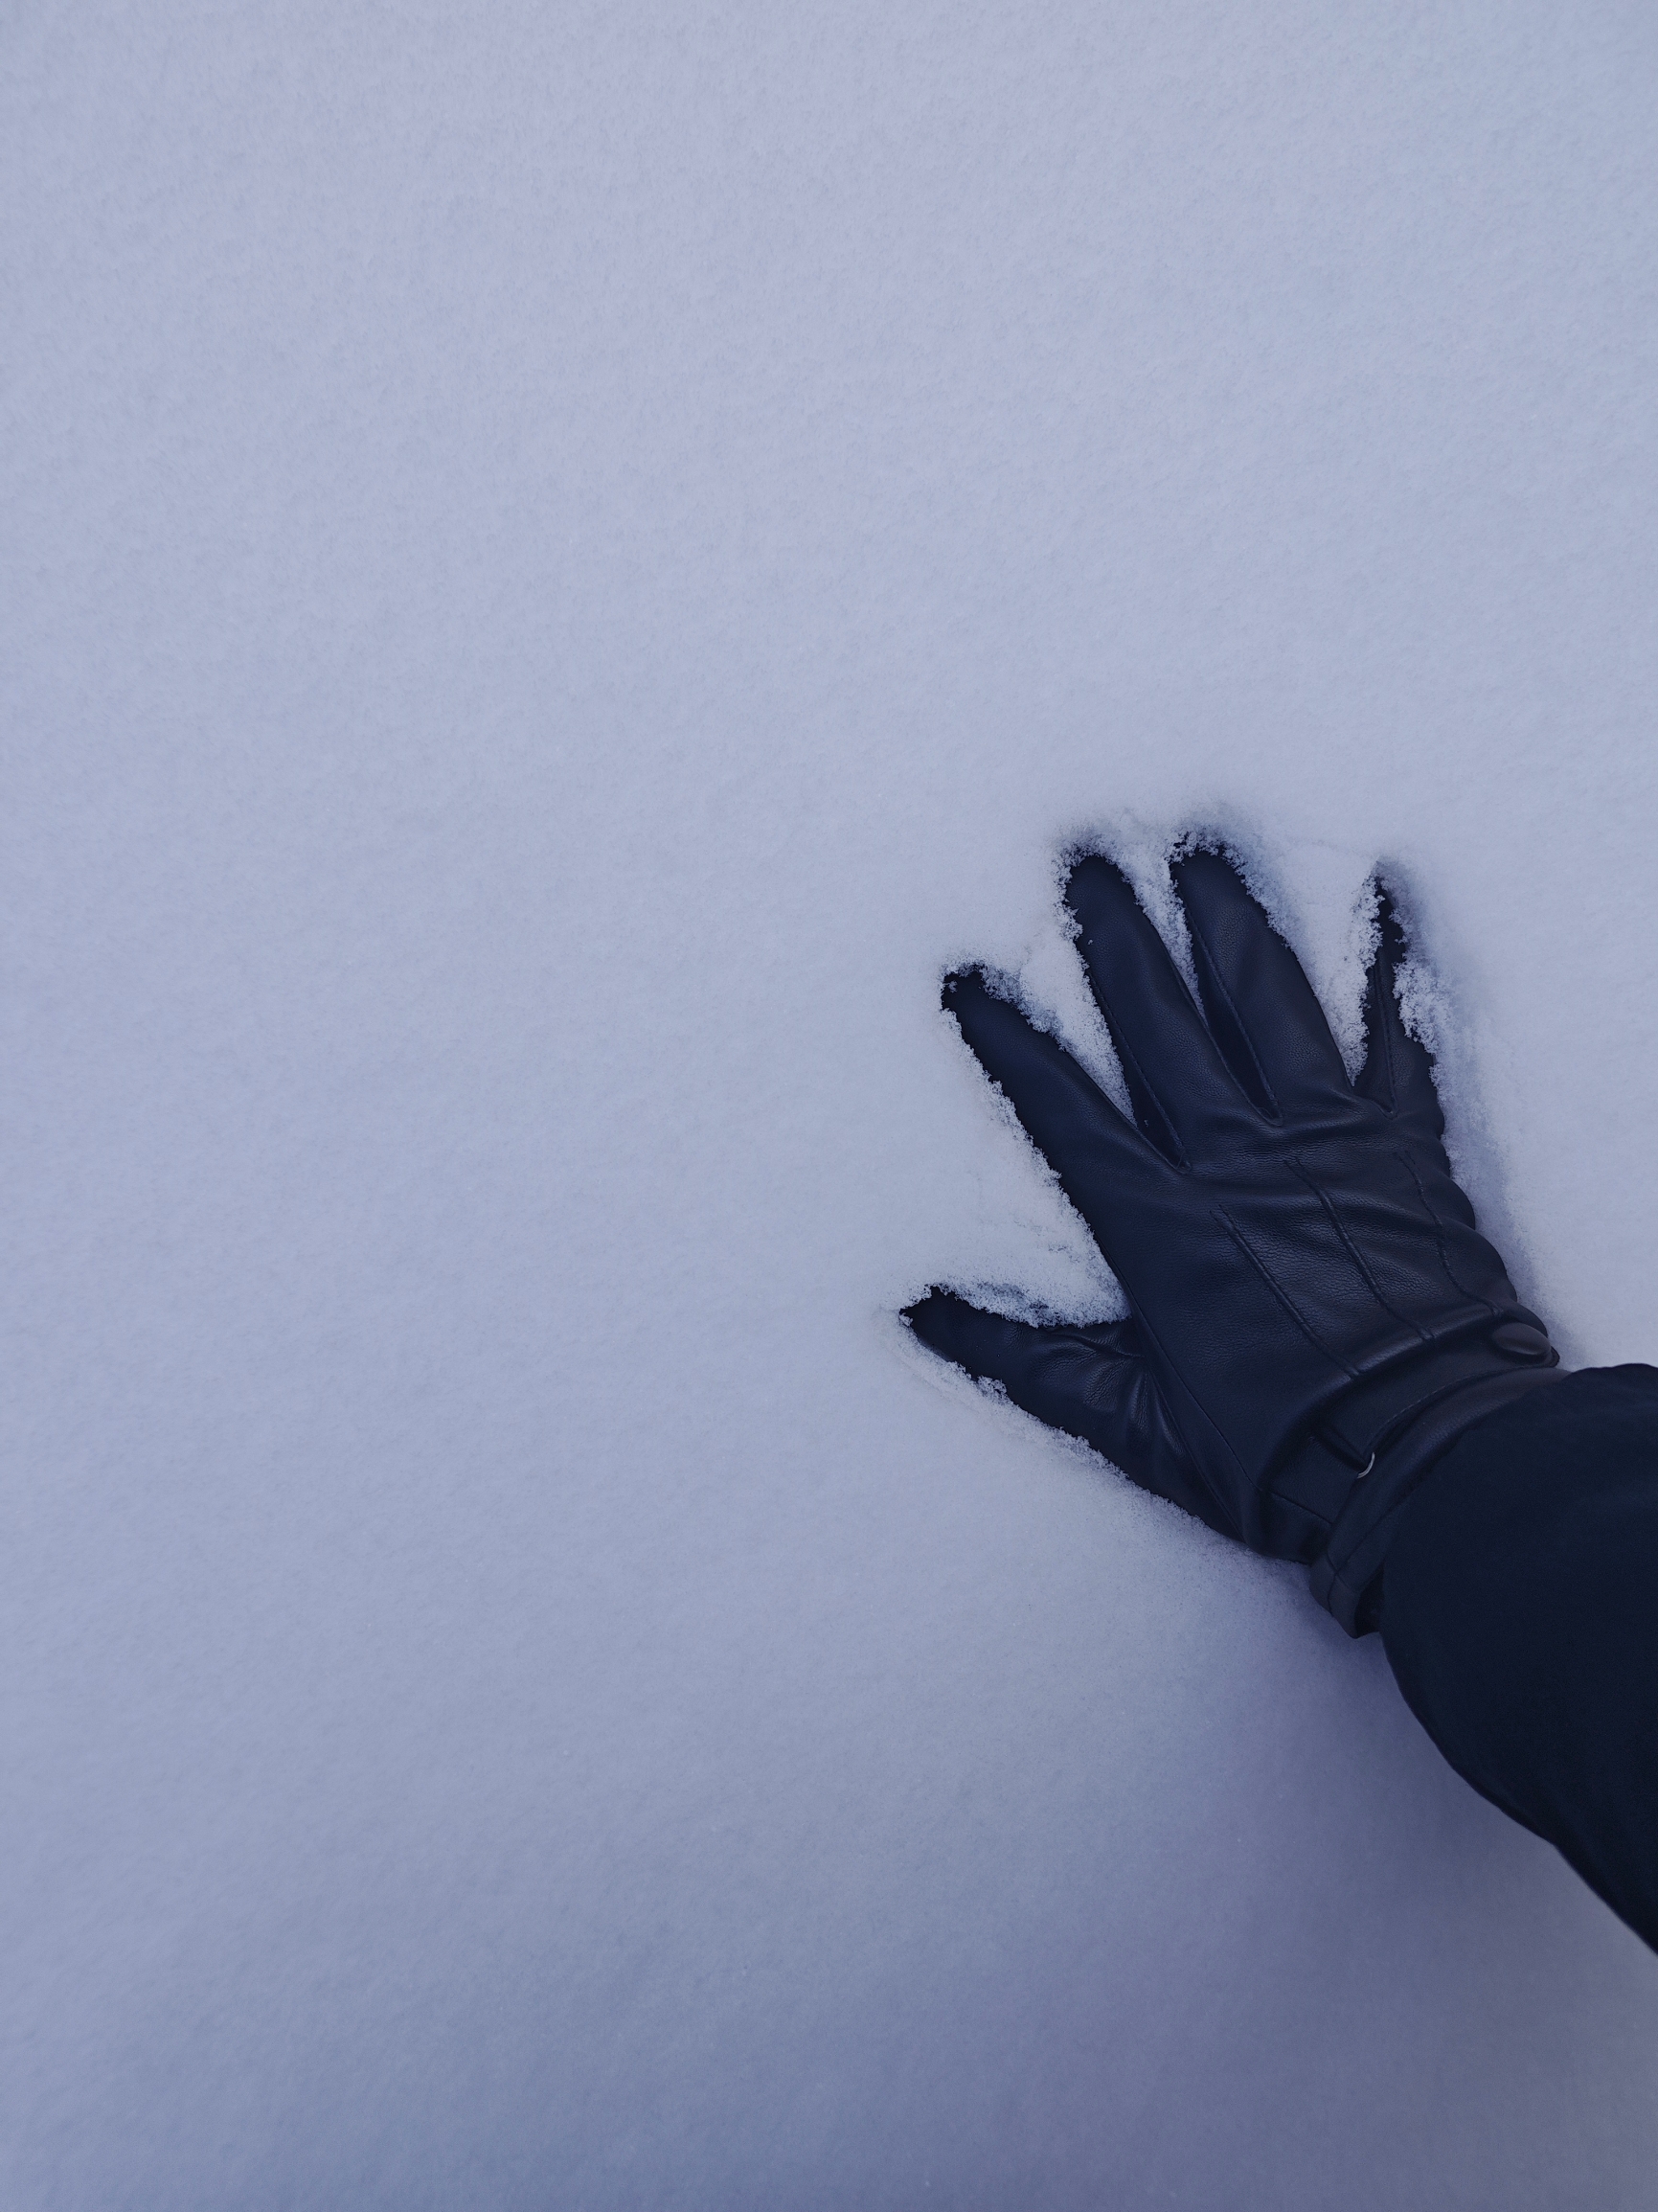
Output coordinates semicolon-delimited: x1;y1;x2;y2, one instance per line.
943;969;1169;1244
903;1290;1236;1536
1064;856;1252;1163
1352;885;1444;1138
1170;849;1352;1116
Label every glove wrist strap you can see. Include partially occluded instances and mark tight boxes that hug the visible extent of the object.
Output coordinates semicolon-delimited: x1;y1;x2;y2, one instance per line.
1306;1367;1566;1635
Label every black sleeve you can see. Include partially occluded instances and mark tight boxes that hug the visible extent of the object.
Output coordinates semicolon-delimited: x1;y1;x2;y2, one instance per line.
1380;1365;1658;1952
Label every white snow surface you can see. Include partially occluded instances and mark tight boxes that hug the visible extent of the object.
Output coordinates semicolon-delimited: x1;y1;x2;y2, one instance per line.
6;5;1658;2204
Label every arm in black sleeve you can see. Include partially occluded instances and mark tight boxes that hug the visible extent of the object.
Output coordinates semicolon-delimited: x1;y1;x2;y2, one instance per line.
904;846;1658;1950
1381;1366;1658;1951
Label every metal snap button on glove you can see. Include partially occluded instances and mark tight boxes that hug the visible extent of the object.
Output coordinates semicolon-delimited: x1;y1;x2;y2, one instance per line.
904;850;1561;1635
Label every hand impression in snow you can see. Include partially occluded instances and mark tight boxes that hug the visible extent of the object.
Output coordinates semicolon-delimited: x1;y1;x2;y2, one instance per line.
906;849;1562;1633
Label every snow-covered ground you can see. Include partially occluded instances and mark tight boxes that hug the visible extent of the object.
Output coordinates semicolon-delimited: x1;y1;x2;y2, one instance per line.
6;5;1658;2203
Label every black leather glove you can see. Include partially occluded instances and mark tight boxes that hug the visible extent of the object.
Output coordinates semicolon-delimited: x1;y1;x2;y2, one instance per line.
905;850;1562;1633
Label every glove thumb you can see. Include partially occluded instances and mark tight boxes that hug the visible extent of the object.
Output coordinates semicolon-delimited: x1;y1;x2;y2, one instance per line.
902;1291;1236;1538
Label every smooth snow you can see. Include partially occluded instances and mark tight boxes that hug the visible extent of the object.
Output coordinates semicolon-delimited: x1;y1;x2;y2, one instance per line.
5;5;1658;2205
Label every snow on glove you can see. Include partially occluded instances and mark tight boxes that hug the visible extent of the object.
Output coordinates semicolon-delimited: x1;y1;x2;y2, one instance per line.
905;850;1562;1634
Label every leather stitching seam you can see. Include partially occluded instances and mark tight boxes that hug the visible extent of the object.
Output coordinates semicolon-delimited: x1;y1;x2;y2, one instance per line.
1287;1155;1429;1342
1215;1206;1357;1380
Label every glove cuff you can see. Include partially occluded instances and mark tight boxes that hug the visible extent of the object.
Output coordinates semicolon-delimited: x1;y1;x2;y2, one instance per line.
1306;1366;1567;1635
